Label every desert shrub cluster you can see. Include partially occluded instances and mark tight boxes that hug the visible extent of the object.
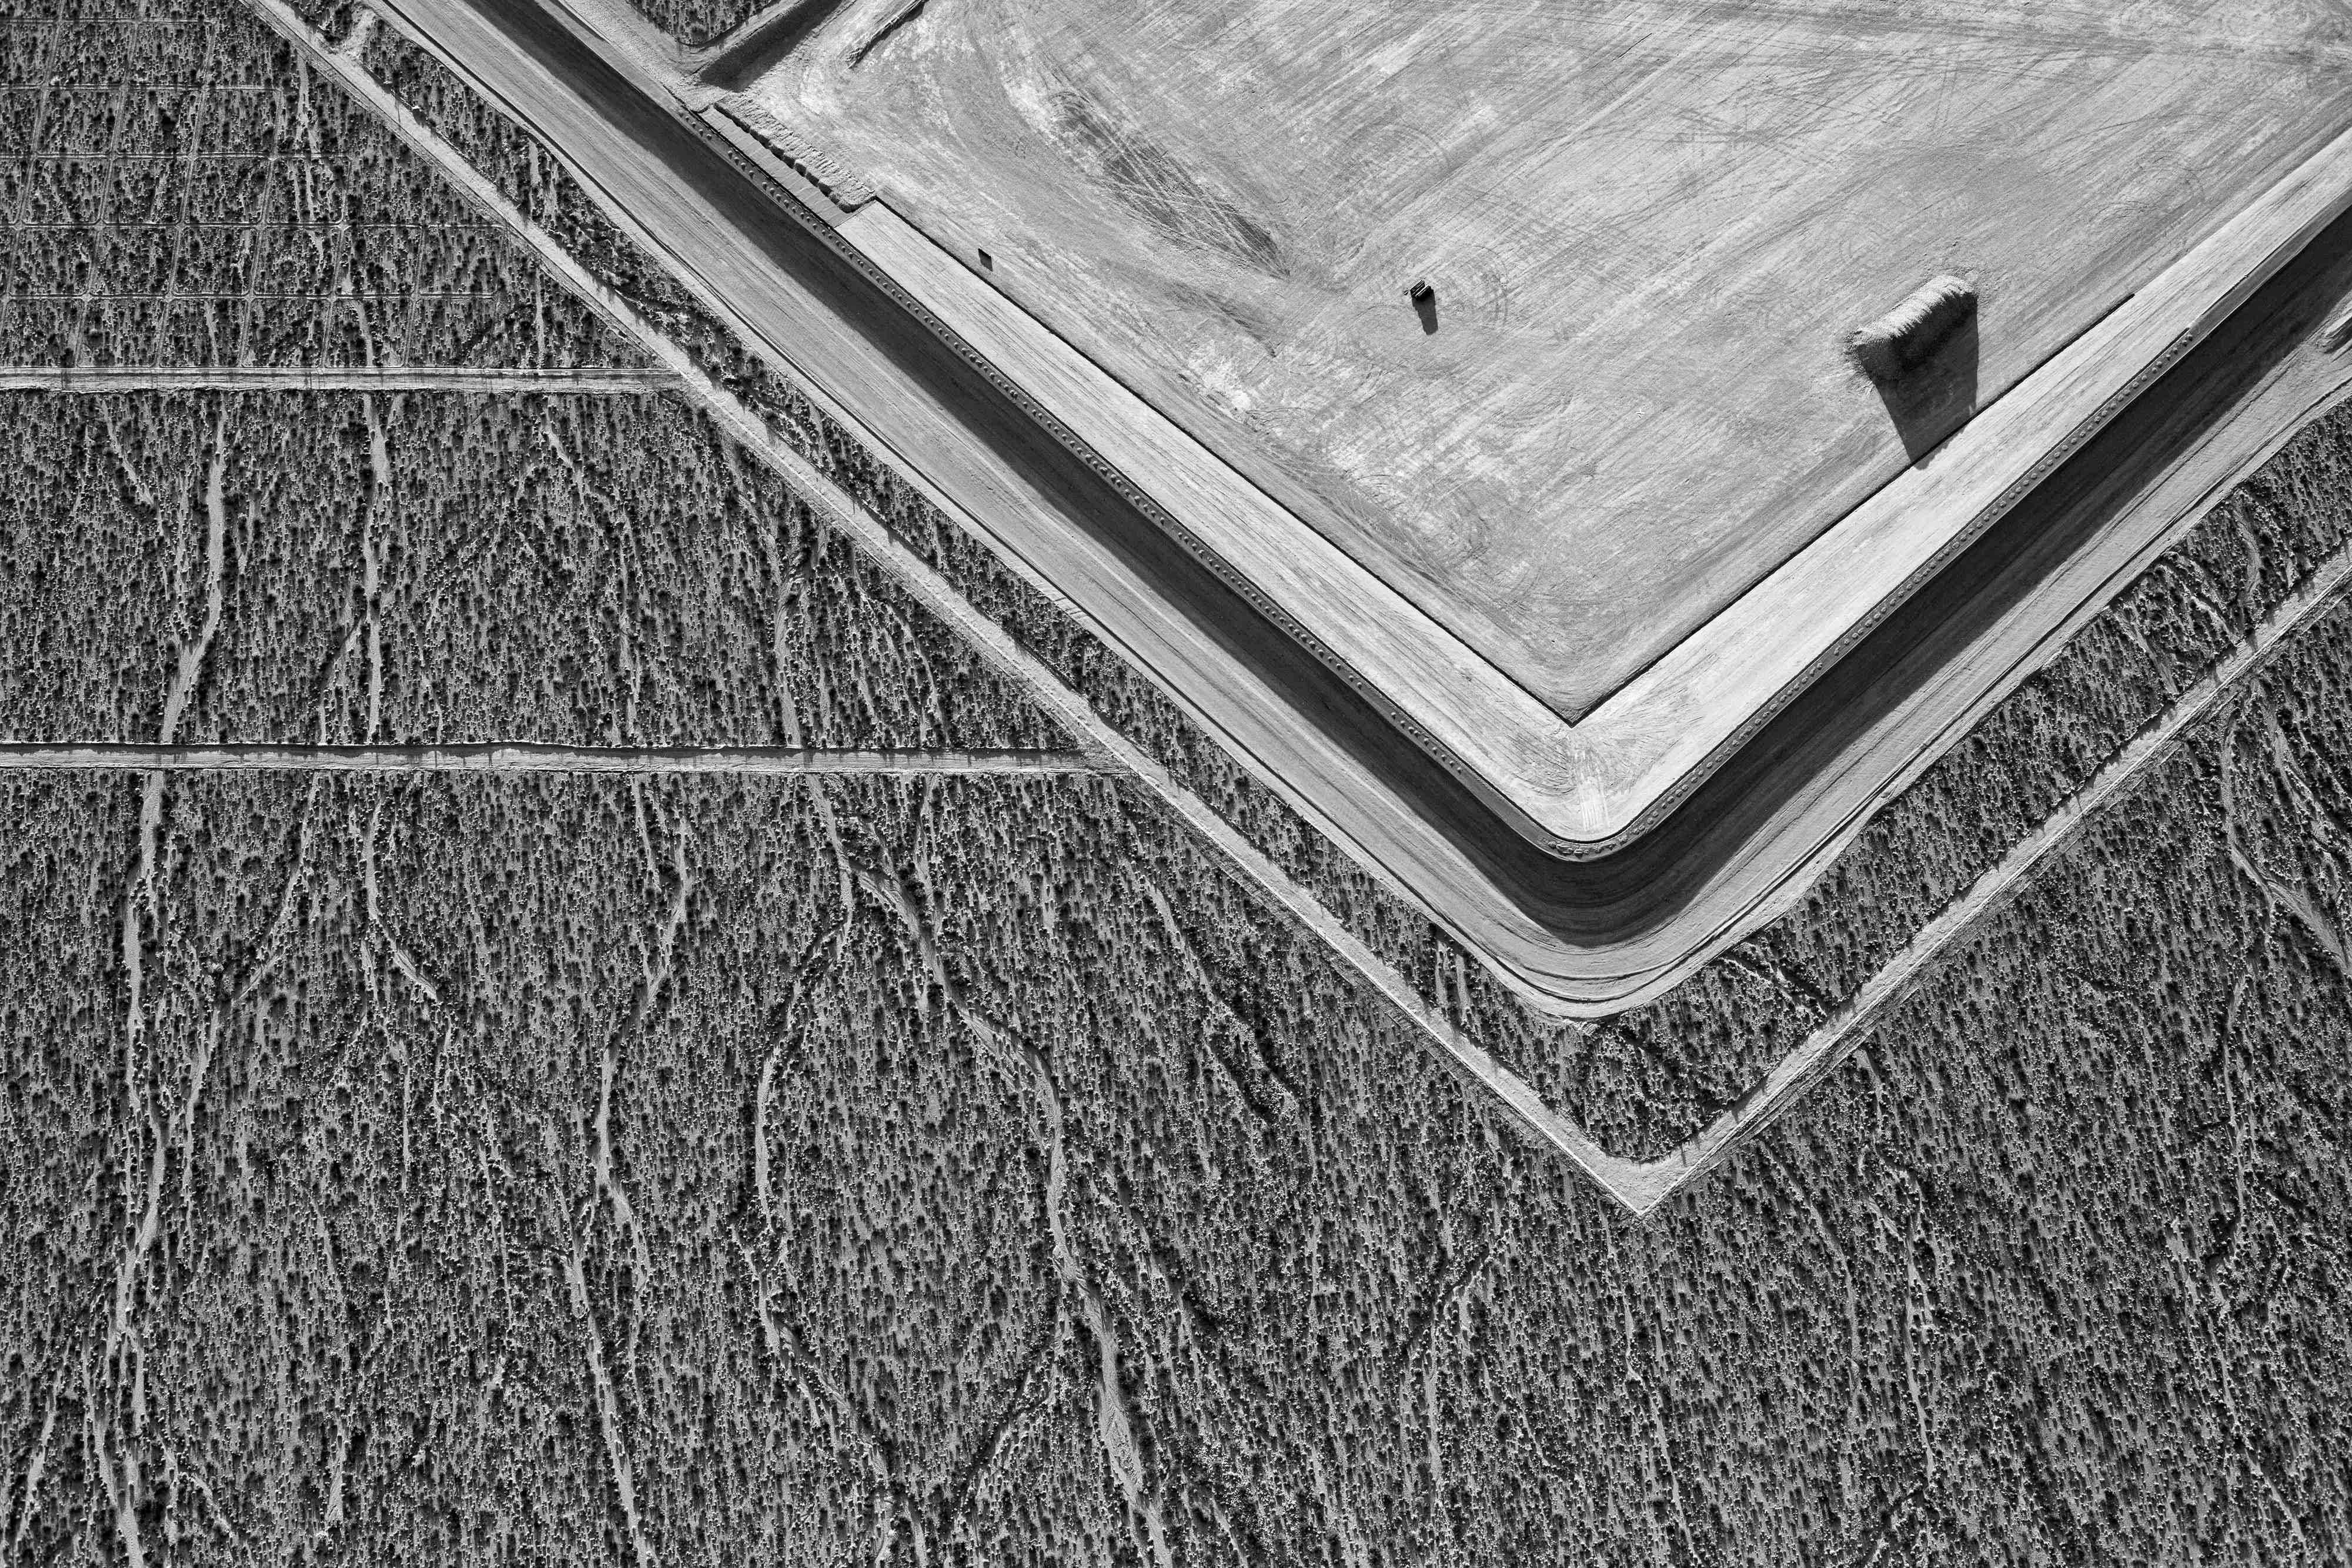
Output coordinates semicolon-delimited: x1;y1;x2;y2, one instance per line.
0;0;640;367
0;389;1054;750
6;650;2350;1562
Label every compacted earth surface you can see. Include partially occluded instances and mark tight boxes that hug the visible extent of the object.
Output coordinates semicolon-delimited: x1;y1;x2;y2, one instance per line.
739;0;2352;714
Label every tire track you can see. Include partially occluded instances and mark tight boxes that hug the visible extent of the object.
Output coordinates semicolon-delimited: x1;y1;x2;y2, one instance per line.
98;407;233;1568
860;861;1175;1568
0;366;680;391
0;743;1108;773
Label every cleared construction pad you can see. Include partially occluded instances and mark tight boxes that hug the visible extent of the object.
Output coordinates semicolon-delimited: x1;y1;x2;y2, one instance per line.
738;0;2352;720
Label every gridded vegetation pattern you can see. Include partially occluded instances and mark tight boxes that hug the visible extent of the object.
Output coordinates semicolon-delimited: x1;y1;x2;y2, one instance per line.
4;614;2350;1562
0;389;1060;748
0;0;644;366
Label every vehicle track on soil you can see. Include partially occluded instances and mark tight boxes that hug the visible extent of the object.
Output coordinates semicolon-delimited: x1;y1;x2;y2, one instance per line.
0;743;1108;774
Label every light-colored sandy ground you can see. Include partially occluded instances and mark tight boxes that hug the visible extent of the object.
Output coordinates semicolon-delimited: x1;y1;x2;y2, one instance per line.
750;0;2352;714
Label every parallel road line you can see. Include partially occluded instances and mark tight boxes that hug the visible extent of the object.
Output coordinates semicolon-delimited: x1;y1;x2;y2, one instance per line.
0;743;1108;775
0;365;679;392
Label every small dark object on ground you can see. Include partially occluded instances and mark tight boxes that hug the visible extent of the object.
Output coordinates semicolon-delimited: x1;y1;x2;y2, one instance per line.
1409;278;1438;334
1850;274;1976;382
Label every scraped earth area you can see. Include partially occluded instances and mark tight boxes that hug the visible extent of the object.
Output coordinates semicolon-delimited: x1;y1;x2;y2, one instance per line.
743;0;2352;716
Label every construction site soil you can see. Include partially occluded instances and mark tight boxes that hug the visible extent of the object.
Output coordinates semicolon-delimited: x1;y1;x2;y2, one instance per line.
6;0;2352;1560
735;0;2352;715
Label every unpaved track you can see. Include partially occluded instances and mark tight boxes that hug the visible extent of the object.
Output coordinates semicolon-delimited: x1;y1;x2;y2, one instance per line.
0;743;1105;774
0;366;677;392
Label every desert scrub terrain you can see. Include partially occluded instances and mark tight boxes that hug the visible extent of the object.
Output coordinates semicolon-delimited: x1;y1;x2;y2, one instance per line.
4;0;2352;1559
0;389;1057;750
610;0;765;50
3;613;2349;1562
0;0;644;369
